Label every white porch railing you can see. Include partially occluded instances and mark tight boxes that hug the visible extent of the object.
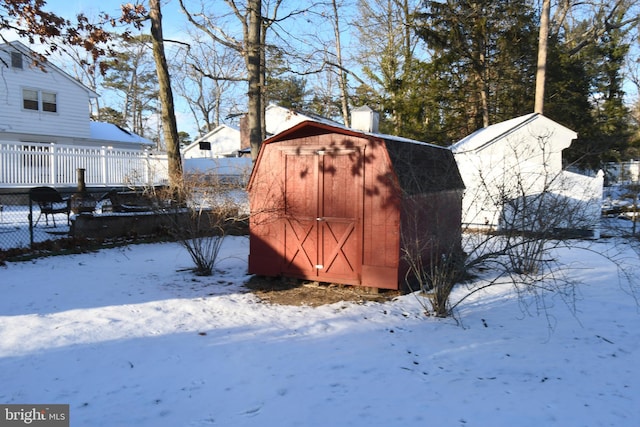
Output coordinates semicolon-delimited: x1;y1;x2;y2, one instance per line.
0;141;169;188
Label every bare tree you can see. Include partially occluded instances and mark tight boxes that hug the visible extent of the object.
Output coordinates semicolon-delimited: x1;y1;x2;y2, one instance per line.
116;1;183;191
551;0;640;57
179;1;331;158
179;0;264;159
170;174;246;276
534;0;550;114
354;0;422;133
148;0;182;190
246;0;263;159
171;31;244;133
331;0;350;126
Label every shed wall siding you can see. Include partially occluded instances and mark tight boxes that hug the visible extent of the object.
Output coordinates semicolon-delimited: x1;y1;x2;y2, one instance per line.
248;143;286;275
361;140;400;285
454;116;581;229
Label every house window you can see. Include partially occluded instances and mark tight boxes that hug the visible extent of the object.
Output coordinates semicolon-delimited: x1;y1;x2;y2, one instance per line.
42;92;57;112
22;89;57;113
23;89;39;110
11;52;23;69
199;141;212;150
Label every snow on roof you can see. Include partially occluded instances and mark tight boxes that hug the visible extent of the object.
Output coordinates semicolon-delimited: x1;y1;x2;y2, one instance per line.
192;124;240;144
90;122;152;146
450;113;539;154
266;118;451;154
265;103;342;136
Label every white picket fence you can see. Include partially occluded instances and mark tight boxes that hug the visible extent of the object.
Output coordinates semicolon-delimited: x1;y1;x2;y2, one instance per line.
0;141;169;188
605;160;640;183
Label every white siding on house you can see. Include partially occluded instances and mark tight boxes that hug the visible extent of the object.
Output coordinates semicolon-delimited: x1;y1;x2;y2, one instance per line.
0;44;95;140
0;41;164;188
182;125;241;159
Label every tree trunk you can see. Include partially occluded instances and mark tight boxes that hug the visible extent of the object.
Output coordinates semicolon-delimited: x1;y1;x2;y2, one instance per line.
260;17;267;143
535;0;550;114
479;52;489;128
247;0;262;160
149;0;183;189
332;0;350;127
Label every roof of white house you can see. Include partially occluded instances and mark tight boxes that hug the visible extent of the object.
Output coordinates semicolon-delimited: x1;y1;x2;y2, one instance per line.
190;124;239;144
265;103;341;136
449;113;577;154
90;122;152;146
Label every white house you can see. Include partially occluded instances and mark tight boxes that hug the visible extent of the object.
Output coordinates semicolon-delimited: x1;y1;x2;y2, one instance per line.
450;113;603;237
0;40;167;188
182;124;241;159
181;103;341;160
263;103;328;135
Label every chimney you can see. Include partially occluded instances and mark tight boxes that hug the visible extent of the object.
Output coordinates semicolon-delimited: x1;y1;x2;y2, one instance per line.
70;168;96;214
350;105;379;133
239;114;250;150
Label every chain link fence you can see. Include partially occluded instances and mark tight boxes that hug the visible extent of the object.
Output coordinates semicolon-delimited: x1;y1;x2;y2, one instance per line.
0;189;109;256
1;182;250;261
0;191;34;252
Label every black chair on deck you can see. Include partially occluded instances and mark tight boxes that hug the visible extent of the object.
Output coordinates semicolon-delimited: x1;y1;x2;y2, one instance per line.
29;186;71;227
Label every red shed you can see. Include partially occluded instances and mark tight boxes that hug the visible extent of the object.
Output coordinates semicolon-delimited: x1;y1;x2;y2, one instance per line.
247;120;465;291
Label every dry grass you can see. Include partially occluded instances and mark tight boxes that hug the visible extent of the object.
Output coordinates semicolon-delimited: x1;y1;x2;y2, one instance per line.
244;276;400;307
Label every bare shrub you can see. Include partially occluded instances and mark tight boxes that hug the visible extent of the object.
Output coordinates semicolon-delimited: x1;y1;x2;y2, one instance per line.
403;134;604;319
150;171;247;276
402;236;465;317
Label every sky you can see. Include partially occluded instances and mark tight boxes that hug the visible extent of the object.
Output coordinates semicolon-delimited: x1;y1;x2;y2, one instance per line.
40;0;201;138
44;0;188;37
4;1;639;141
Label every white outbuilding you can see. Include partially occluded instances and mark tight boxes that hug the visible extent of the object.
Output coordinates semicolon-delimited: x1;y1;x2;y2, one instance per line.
450;113;603;237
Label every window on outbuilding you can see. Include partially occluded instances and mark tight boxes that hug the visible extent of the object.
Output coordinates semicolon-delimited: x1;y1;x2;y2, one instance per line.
199;141;212;150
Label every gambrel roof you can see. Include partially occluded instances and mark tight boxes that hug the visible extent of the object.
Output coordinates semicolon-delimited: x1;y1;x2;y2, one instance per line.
251;120;465;195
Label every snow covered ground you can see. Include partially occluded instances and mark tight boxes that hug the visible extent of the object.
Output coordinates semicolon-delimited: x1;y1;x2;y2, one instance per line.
1;236;639;426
